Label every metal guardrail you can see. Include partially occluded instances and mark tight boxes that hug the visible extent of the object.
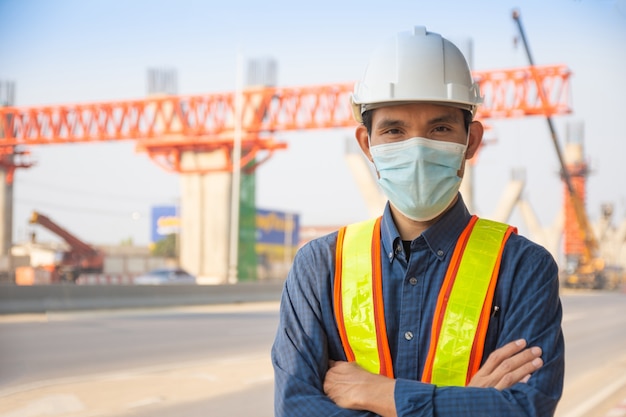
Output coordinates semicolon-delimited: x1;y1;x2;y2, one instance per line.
0;282;285;314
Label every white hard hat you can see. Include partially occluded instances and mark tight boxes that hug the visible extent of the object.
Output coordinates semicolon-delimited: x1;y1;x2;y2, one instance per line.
351;26;482;123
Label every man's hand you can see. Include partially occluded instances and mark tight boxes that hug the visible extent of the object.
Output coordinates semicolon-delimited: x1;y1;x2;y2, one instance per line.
324;360;397;417
469;339;543;390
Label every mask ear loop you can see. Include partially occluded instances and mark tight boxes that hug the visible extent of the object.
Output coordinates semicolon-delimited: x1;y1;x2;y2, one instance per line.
457;127;472;172
367;134;375;166
367;134;381;178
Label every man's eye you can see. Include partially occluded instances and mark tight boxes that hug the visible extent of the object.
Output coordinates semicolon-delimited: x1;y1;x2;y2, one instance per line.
433;126;450;132
384;128;402;135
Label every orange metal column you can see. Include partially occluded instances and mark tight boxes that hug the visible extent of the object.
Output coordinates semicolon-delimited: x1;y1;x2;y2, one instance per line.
562;130;588;261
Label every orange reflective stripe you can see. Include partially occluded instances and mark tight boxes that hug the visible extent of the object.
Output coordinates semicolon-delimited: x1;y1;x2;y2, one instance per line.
334;224;355;362
334;217;393;377
370;218;394;378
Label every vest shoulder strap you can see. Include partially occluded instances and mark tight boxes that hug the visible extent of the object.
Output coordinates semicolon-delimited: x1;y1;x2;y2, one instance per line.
334;217;393;377
423;216;516;386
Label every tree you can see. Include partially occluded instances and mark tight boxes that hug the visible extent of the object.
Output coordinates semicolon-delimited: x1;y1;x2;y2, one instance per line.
151;234;177;258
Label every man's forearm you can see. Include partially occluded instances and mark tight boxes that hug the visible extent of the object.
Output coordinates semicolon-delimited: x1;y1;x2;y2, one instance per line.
324;361;397;416
357;374;397;417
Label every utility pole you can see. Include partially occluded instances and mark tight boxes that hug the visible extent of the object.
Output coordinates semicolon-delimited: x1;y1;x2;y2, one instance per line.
227;52;244;284
0;81;15;282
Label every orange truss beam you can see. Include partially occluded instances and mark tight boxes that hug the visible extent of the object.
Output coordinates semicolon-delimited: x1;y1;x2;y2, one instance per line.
0;64;571;173
474;64;571;118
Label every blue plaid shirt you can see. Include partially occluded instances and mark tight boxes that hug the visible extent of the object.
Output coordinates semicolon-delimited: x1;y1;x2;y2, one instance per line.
272;195;564;416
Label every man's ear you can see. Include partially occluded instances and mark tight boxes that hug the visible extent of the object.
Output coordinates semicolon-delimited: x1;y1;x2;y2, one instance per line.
465;120;484;160
355;124;373;163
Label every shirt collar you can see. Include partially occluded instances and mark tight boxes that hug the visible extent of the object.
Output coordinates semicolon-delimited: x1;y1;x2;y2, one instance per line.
380;194;472;263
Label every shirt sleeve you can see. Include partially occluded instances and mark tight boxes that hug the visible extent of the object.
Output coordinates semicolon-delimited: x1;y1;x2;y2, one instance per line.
394;237;565;416
271;237;376;417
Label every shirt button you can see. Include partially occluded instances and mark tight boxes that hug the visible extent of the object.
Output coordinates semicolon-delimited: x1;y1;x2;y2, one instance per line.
437;250;444;257
404;331;414;341
409;277;418;285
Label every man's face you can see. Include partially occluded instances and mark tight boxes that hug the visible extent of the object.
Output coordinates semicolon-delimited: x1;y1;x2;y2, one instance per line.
356;102;483;179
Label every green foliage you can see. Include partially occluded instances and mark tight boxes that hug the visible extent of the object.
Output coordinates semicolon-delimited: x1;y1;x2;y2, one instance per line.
119;237;134;247
151;234;178;258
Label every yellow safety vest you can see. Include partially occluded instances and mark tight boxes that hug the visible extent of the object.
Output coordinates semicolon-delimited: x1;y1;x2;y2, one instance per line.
333;215;516;386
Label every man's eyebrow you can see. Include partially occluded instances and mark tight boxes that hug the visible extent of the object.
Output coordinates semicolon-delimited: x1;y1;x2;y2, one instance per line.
375;118;409;130
427;113;461;125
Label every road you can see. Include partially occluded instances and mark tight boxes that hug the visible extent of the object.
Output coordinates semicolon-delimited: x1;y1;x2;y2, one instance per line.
556;290;626;417
0;291;625;417
0;302;278;417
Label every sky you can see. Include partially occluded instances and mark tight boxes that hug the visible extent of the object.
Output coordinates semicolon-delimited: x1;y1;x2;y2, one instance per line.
0;0;625;251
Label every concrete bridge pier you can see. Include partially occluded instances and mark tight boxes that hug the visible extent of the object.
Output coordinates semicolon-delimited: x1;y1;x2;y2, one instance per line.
179;150;232;284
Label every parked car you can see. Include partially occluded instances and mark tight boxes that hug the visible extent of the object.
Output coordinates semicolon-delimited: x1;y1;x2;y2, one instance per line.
133;267;196;285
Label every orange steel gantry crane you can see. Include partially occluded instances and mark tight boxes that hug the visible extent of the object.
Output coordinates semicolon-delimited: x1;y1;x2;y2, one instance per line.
0;64;571;180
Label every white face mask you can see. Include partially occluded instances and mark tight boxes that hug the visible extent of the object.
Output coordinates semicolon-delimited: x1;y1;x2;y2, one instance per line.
370;136;467;222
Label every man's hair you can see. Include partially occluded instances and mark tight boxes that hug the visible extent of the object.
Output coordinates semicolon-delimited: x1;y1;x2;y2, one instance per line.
361;108;473;136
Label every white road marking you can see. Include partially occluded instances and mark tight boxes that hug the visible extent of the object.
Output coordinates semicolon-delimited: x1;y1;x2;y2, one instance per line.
562;312;586;322
0;301;280;324
244;374;274;385
0;354;267;399
0;394;84;417
604;399;626;416
127;396;166;409
560;374;626;417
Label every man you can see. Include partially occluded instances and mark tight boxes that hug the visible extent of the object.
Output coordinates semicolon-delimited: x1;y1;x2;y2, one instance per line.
272;26;564;416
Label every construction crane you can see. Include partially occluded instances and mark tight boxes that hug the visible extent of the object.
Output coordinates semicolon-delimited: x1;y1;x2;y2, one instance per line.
29;211;104;282
512;9;605;288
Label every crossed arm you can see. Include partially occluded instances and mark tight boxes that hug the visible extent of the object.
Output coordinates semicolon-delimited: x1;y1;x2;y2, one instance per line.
324;339;544;417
